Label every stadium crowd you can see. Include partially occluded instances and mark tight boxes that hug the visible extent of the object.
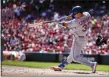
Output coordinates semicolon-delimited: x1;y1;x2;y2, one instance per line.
1;0;109;55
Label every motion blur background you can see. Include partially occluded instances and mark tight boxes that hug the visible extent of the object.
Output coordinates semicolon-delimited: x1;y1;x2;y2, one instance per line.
1;0;109;64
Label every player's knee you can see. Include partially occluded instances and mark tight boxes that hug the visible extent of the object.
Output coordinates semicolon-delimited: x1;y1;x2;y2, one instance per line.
67;55;73;63
72;55;80;62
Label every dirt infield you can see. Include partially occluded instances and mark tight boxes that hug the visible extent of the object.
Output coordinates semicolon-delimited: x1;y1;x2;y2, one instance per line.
2;65;109;76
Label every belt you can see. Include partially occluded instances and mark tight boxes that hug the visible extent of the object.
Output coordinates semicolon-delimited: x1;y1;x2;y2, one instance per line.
79;36;84;38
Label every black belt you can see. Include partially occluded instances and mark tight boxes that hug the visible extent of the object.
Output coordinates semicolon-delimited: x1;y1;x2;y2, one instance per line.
79;36;84;38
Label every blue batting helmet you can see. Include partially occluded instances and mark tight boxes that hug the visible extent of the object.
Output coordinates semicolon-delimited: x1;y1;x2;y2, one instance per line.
72;6;83;15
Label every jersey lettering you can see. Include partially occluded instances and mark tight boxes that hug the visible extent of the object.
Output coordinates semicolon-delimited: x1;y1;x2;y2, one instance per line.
79;16;91;25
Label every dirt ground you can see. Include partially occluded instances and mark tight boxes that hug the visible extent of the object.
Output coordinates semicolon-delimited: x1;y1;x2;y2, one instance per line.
1;65;109;76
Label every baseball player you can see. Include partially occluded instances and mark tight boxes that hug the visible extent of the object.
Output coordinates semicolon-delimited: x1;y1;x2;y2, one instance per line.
51;6;97;73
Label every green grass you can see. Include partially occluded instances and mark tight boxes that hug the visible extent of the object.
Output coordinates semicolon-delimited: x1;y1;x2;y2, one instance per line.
2;61;109;72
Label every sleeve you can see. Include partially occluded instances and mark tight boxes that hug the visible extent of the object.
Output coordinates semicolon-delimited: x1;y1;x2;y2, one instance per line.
86;12;93;28
65;20;76;28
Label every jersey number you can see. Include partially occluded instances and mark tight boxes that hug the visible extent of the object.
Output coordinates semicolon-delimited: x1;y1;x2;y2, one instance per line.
82;24;87;32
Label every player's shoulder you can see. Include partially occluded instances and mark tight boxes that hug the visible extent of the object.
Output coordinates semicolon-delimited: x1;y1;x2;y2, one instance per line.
83;12;91;16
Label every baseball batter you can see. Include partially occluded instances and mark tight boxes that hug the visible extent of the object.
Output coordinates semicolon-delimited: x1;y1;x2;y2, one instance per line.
51;6;97;73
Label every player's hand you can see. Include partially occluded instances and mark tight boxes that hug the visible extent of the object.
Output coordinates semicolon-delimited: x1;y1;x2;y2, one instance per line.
59;21;68;28
61;22;68;28
63;23;68;28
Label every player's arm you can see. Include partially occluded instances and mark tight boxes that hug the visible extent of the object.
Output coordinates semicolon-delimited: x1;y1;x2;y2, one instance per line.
61;19;74;29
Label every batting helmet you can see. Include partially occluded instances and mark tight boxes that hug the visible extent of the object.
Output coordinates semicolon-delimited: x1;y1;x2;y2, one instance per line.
72;6;83;15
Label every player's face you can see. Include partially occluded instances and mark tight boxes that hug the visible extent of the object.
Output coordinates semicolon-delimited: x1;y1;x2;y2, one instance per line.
74;13;83;18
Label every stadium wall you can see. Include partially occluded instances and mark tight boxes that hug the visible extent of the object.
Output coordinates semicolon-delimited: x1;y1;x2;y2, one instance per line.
25;52;109;65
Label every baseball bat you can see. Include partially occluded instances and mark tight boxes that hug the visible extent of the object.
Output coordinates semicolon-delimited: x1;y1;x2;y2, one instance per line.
45;15;72;23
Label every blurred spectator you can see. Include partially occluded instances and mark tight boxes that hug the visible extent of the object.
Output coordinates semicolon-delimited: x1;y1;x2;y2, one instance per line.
53;12;60;21
13;4;21;20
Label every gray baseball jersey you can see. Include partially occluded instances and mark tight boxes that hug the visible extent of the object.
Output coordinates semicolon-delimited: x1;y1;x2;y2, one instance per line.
67;12;92;37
